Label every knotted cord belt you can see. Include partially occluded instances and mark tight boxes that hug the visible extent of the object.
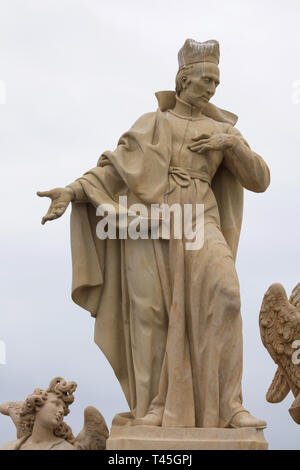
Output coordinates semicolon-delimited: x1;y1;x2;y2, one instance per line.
168;166;211;187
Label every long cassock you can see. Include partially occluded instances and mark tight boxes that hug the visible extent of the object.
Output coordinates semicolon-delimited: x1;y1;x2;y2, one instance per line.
68;91;270;428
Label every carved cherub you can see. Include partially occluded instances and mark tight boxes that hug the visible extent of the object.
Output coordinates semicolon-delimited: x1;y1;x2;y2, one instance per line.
259;282;300;423
0;377;109;450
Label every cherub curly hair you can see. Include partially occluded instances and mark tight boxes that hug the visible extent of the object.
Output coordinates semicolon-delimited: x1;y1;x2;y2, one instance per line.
19;377;77;443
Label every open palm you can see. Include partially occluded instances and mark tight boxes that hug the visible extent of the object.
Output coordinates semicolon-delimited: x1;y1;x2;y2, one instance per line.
37;187;73;225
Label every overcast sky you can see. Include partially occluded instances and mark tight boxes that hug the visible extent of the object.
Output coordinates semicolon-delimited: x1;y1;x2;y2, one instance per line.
1;0;300;450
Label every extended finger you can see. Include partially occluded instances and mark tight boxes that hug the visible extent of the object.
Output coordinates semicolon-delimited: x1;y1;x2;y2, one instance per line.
189;139;210;150
192;133;211;142
191;144;211;153
197;145;211;154
41;213;59;225
189;145;204;153
37;190;52;198
53;208;65;217
41;206;57;223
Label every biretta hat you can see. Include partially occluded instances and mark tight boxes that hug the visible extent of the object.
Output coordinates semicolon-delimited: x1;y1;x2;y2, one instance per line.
178;39;220;69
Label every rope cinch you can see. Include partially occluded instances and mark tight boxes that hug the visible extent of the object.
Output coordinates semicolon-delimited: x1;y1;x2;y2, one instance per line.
167;166;211;192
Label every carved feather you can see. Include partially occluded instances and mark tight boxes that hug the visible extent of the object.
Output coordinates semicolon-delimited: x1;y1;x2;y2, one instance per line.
74;406;109;450
290;283;300;309
0;401;27;439
266;366;290;403
260;283;300;399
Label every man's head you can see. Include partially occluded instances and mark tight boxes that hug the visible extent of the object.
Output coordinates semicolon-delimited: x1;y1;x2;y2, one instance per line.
176;38;220;108
175;62;220;108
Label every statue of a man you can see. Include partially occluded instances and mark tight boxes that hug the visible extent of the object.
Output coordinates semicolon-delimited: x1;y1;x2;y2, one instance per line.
38;39;270;429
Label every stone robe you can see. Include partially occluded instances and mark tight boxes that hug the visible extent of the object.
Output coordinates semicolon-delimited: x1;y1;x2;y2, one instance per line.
69;91;270;428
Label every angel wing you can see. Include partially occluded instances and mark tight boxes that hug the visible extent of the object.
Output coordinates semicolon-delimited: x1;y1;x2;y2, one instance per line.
74;406;109;450
290;282;300;309
0;401;28;439
259;282;300;423
265;366;290;403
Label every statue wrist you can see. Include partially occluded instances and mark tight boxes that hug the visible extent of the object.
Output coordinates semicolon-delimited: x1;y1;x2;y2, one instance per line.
66;185;75;201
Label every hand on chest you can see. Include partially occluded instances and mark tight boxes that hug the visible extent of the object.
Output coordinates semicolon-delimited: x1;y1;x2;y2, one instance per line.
170;116;224;172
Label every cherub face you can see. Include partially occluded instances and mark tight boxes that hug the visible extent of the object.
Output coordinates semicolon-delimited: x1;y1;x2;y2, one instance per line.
35;393;64;430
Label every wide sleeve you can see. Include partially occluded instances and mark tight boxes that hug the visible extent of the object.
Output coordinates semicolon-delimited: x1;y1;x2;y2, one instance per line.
67;164;124;206
223;126;270;193
67;109;172;205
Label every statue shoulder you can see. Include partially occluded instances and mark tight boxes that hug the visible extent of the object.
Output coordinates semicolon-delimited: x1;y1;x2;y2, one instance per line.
130;111;158;130
0;440;17;450
0;435;29;450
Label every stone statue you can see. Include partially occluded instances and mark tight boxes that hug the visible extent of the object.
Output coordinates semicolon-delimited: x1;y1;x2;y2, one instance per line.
260;282;300;424
37;39;270;431
0;377;109;450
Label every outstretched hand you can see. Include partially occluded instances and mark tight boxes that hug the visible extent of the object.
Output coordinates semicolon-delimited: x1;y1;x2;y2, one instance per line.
188;133;236;154
37;187;74;225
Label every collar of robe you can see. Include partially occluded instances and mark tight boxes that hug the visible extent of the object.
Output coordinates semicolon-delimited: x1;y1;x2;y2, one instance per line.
155;90;238;126
170;95;205;120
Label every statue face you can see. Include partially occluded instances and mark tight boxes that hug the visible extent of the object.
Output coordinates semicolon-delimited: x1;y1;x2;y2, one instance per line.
181;62;220;108
35;393;64;430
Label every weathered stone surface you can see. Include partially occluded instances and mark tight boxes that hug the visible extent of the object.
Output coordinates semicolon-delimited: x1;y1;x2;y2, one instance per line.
107;425;268;450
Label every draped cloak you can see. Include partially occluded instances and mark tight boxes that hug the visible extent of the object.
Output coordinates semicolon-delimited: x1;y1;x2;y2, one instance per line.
69;91;270;427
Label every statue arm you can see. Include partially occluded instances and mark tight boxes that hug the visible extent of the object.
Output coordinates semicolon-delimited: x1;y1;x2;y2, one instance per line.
38;110;160;223
66;156;113;203
37;161;112;223
66;181;88;203
223;126;270;193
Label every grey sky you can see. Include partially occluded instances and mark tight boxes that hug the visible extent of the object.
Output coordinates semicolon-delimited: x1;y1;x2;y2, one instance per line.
0;0;300;449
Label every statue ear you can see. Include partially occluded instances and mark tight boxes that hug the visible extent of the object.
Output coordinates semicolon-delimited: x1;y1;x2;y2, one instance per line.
181;75;188;89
